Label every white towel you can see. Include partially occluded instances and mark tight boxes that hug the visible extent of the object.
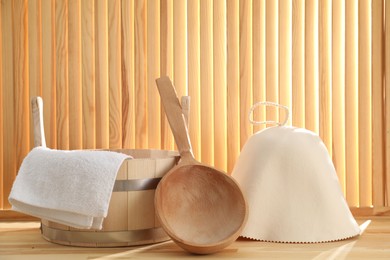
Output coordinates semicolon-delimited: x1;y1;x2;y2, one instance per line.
8;147;130;230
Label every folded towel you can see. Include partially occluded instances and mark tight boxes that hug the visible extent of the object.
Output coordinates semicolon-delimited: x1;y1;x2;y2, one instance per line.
9;147;130;229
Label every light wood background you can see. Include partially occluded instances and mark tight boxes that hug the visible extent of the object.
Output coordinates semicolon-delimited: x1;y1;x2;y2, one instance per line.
0;0;390;212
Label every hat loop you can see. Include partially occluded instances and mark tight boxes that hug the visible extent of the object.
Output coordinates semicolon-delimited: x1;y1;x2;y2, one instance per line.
248;101;290;126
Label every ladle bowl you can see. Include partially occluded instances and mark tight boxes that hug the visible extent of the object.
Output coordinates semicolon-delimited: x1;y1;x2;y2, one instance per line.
155;76;248;254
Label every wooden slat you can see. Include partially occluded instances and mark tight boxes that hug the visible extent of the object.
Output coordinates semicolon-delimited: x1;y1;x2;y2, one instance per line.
345;0;359;207
95;0;109;149
108;0;122;149
358;0;372;207
385;0;390;206
213;0;227;171
134;0;147;149
292;0;305;128
372;0;385;207
0;0;3;209
332;0;346;194
239;0;252;149
81;0;95;149
319;0;332;154
160;0;174;151
252;0;265;133
266;0;278;122
13;0;30;198
173;0;187;98
28;0;42;98
28;0;42;149
227;0;240;172
2;0;16;208
68;0;82;150
41;0;56;149
187;0;201;159
200;0;214;165
0;210;38;221
279;0;291;124
103;162;127;231
305;0;319;134
159;1;170;151
55;0;69;150
147;0;161;149
121;0;135;149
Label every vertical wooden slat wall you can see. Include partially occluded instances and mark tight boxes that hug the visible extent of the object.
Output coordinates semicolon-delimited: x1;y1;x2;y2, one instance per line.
1;0;390;211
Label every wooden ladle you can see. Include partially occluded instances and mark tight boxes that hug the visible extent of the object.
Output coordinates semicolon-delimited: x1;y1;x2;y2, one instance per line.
155;76;248;254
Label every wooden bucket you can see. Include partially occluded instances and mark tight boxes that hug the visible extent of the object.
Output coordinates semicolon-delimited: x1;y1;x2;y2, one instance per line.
41;149;179;247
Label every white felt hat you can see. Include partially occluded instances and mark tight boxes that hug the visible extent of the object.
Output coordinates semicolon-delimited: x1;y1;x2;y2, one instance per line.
232;102;360;243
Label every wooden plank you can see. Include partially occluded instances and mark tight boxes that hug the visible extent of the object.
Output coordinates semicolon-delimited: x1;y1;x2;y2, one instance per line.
292;0;305;128
28;0;42;149
95;0;109;149
2;0;18;208
239;0;252;149
68;0;82;150
187;0;201;159
305;0;319;134
10;0;29;208
13;0;30;171
160;0;174;151
6;217;390;257
55;0;69;150
385;0;390;206
226;0;240;173
102;162;128;231
172;0;187;98
266;0;278;122
332;0;346;194
121;0;135;149
0;0;3;209
319;0;332;154
127;160;155;230
372;0;385;207
147;0;161;149
0;210;39;221
134;0;147;149
358;0;372;207
252;0;265;133
345;0;359;207
265;1;279;122
200;0;214;165
108;0;122;149
279;0;291;125
42;0;56;149
350;207;390;217
81;0;96;149
213;0;227;171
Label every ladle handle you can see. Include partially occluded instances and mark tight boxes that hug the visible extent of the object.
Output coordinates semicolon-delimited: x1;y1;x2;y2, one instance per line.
156;76;195;162
31;96;47;148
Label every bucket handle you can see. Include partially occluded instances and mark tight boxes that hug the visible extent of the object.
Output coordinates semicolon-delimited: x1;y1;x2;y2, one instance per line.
248;101;290;127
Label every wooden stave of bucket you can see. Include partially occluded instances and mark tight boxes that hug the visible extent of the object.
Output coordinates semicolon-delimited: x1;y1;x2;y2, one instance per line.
40;149;179;247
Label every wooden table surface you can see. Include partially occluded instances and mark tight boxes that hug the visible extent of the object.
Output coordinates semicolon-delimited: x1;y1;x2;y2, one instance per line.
1;217;390;259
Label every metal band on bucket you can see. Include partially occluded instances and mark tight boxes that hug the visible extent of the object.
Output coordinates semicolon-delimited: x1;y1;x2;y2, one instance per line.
112;178;162;192
41;224;169;245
